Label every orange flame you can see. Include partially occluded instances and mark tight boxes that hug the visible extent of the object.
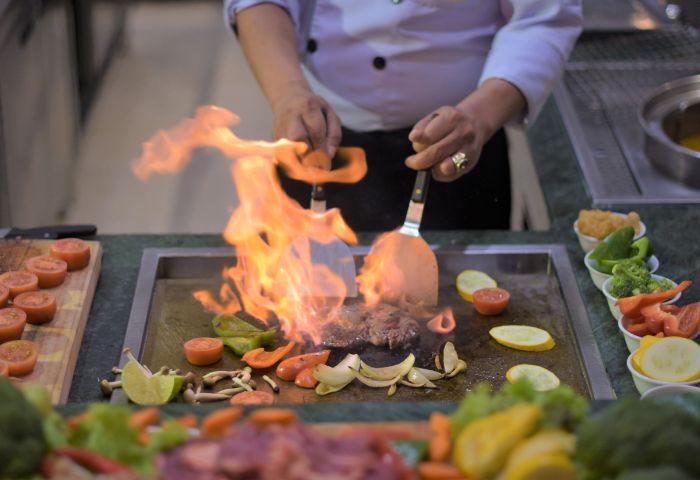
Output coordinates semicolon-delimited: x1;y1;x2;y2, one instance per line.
132;106;367;344
357;231;412;306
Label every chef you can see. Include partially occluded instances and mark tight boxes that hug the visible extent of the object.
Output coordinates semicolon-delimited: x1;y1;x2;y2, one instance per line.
223;0;582;230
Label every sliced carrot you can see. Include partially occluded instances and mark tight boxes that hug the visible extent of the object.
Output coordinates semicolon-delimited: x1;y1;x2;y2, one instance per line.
247;408;297;427
13;291;57;325
66;413;87;432
0;271;38;298
242;341;295;369
25;255;68;289
230;390;275;405
183;337;223;366
294;367;318;389
137;429;150;446
416;461;465;480
276;350;330;381
0;360;8;377
0;339;38;376
617;280;691;318
200;407;243;439
174;415;198;429
50;238;91;271
429;412;452;462
130;407;160;429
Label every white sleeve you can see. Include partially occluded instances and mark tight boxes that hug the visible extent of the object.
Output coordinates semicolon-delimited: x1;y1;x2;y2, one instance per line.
223;0;305;51
478;0;583;126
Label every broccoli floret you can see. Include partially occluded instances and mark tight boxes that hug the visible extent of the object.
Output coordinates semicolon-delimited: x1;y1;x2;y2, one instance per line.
0;378;47;478
608;260;671;298
576;397;700;480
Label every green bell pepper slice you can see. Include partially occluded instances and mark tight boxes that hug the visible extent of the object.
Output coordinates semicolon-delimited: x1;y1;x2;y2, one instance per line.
220;329;277;356
599;236;652;274
212;314;263;337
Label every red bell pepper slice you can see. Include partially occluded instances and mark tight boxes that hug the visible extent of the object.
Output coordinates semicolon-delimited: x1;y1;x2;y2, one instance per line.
666;303;700;338
43;447;132;476
641;303;676;335
617;280;691;318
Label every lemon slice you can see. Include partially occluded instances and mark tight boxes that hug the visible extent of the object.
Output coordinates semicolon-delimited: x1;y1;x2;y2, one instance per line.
121;361;182;406
632;335;661;373
456;269;497;302
639;336;700;382
506;364;560;392
490;325;555;352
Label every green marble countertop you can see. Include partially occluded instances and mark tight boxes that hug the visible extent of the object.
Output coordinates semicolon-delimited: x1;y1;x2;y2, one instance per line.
66;99;700;417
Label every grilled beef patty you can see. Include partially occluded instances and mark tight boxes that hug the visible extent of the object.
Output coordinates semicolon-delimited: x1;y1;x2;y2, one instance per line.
320;302;420;349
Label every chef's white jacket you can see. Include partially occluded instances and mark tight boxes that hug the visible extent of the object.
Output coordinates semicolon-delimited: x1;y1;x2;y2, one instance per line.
224;0;582;131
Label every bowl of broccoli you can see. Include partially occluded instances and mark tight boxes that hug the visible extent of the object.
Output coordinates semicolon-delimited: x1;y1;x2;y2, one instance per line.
585;252;659;291
602;267;679;321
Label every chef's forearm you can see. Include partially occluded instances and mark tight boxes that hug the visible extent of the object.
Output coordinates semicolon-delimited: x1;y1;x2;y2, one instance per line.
236;4;312;107
456;78;526;139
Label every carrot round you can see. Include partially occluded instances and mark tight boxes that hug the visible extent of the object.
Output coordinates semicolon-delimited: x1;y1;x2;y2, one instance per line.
183;337;224;366
242;341;295;369
230;390;275;405
416;461;465;480
247;408;297;427
25;255;68;289
13;291;57;325
201;407;243;438
130;407;160;429
428;412;452;462
276;350;330;381
50;238;91;271
294;367;318;389
174;415;198;429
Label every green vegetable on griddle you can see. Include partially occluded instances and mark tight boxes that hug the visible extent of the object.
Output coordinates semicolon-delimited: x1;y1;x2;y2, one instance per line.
212;314;276;355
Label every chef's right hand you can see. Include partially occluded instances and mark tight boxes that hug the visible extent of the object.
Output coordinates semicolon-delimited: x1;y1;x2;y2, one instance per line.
271;89;342;160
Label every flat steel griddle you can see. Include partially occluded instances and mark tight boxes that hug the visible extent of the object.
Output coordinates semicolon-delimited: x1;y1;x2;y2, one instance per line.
112;245;614;404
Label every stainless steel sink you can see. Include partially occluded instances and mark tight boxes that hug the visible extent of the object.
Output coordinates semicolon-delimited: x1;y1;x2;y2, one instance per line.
555;26;700;204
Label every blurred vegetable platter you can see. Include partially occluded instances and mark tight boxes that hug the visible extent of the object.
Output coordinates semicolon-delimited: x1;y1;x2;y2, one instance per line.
2;377;700;480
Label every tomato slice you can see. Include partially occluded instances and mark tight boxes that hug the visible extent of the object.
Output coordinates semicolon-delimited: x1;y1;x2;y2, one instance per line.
50;238;91;271
13;291;57;325
472;287;511;316
673;303;700;338
183;337;223;366
0;339;39;376
0;285;8;308
25;255;68;289
275;350;330;381
0;360;8;377
0;271;39;298
242;341;296;369
229;390;275;405
0;307;27;342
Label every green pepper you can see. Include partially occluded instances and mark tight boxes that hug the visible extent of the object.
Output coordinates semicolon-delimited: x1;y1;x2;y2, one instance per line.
599;236;652;274
220;329;276;356
590;226;634;263
212;314;262;337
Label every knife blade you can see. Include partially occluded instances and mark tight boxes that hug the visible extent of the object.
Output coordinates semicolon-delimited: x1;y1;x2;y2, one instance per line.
0;224;97;239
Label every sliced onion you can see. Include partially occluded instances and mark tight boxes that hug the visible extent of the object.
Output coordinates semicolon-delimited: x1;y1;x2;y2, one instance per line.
315;381;352;396
446;359;467;378
359;353;415;381
355;372;401;388
388;383;397;397
406;368;438;388
313;353;360;387
413;367;444;381
442;342;458;374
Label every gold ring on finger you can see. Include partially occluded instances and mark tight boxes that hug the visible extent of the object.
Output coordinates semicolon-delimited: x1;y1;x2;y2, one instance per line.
450;152;469;171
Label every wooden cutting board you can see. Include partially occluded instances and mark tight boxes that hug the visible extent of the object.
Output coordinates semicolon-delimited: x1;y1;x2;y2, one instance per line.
0;239;102;403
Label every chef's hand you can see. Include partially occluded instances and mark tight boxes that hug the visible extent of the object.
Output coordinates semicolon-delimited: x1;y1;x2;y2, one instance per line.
405;79;526;182
271;89;342;161
405;106;489;182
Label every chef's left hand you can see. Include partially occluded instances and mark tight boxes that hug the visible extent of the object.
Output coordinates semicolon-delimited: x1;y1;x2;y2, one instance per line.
405;105;491;182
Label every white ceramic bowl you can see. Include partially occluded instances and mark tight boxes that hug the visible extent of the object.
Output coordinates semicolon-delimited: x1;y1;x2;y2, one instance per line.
627;351;700;395
641;384;700;399
602;274;679;321
584;252;659;291
617;314;700;353
574;215;647;253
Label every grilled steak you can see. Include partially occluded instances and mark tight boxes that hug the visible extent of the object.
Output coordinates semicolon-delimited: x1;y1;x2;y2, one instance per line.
321;302;420;349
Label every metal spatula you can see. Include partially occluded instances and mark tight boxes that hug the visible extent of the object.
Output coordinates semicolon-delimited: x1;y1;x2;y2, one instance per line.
284;149;359;298
375;170;438;305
